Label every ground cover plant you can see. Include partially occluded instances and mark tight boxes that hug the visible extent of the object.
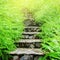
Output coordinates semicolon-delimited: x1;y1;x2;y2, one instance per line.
0;0;24;60
33;0;60;60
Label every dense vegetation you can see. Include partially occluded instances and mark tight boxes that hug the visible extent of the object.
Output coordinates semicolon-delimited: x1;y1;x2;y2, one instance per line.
34;0;60;60
0;0;60;60
0;0;24;60
33;0;60;60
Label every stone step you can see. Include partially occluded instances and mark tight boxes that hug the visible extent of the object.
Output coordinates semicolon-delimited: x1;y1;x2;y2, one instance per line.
10;48;44;55
24;26;40;32
15;39;42;43
24;20;39;26
22;32;39;35
24;26;39;29
22;35;36;39
15;39;42;48
22;34;40;39
16;43;41;48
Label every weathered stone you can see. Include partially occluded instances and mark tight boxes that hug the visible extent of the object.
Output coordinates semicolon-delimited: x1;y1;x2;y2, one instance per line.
13;56;19;60
20;55;33;60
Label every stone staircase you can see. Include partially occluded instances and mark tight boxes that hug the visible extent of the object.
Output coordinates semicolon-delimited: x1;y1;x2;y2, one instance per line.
10;20;45;60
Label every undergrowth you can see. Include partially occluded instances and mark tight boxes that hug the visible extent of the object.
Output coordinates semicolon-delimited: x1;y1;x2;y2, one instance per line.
33;0;60;60
0;0;24;60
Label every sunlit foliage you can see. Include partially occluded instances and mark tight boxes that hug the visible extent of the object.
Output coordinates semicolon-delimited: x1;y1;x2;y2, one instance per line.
0;0;24;60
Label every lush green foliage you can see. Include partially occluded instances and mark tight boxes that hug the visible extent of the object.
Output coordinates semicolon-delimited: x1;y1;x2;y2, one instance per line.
33;0;60;60
0;0;24;60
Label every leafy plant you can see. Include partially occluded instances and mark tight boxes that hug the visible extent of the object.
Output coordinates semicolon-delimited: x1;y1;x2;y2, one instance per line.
0;0;24;60
34;0;60;60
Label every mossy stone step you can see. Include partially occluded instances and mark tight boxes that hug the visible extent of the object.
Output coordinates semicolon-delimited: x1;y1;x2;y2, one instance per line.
24;26;39;29
10;48;44;55
15;39;42;48
15;39;42;43
22;32;40;35
24;26;40;32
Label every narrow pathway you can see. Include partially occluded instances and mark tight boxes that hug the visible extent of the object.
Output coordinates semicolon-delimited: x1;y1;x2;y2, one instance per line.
10;10;45;60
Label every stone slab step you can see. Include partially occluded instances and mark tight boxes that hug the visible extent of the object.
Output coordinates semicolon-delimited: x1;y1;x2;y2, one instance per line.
16;43;41;48
15;39;42;43
22;32;39;35
24;26;40;32
10;48;44;55
24;26;39;29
